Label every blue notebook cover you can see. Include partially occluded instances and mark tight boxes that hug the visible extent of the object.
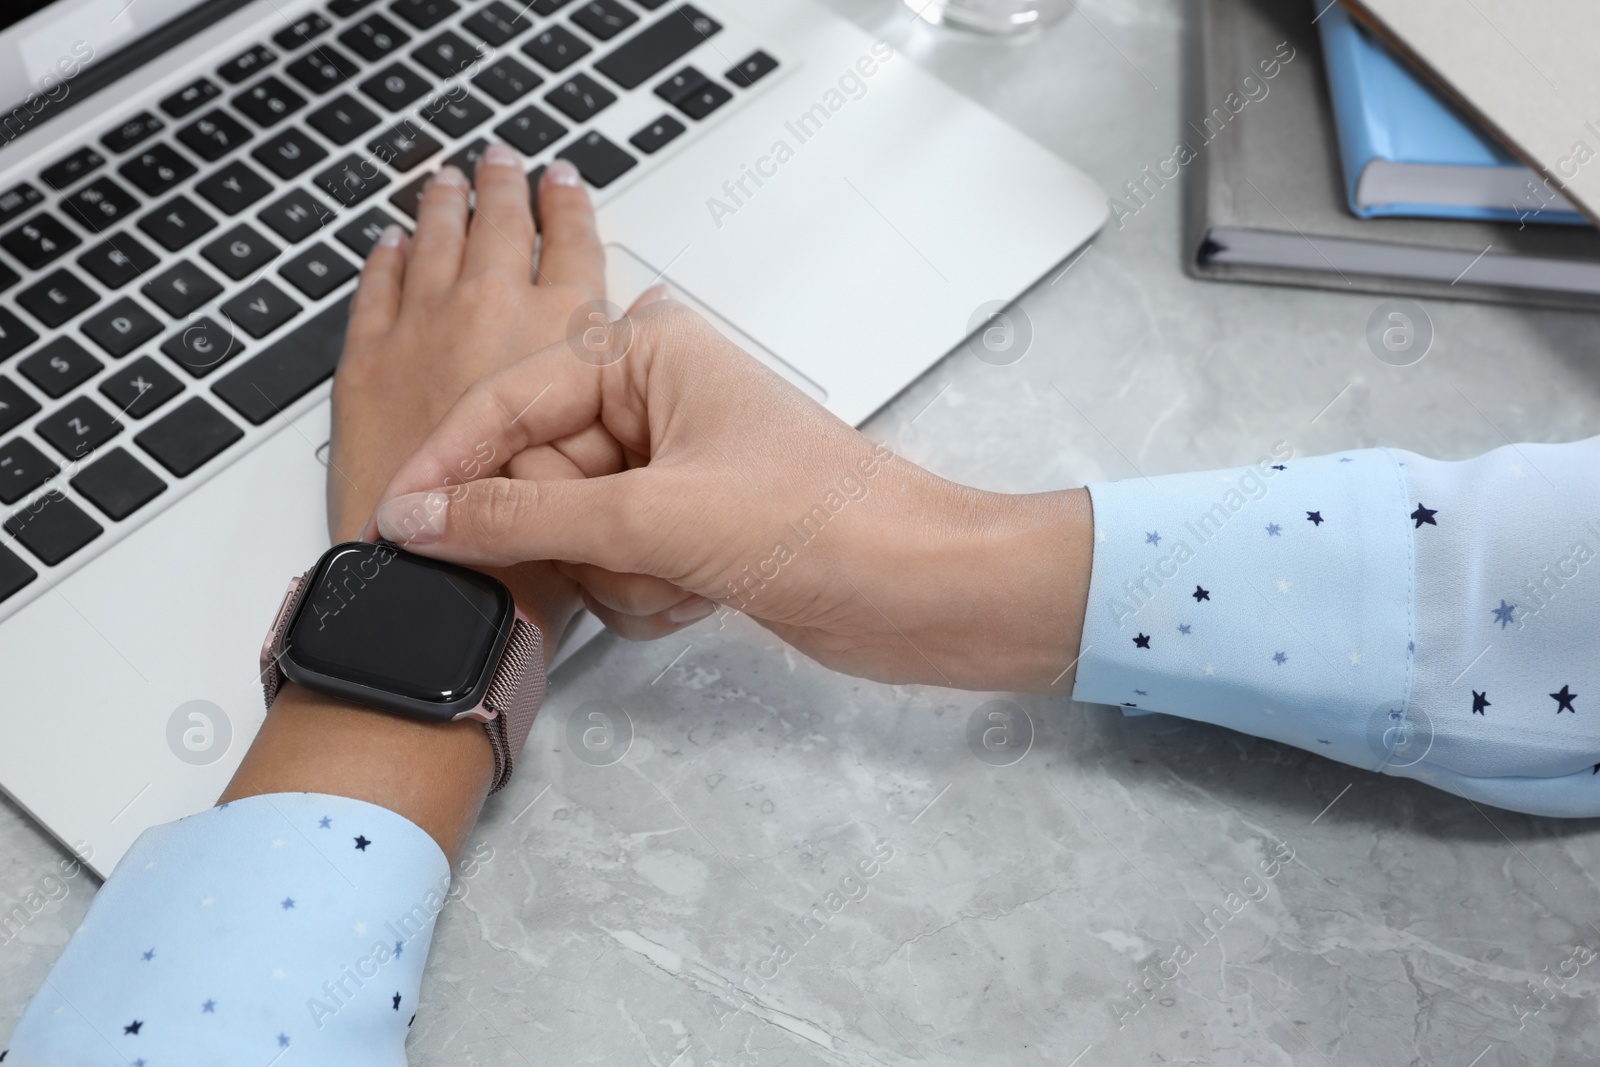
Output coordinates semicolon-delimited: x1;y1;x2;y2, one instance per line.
1316;2;1586;225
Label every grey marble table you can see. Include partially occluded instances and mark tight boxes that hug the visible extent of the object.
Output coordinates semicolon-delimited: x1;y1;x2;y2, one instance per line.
6;1;1600;1063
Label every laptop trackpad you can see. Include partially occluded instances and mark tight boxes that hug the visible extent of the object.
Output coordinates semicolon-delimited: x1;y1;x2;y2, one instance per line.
603;244;826;405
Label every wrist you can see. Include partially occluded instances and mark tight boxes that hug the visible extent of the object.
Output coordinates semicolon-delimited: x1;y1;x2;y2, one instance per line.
911;486;1093;693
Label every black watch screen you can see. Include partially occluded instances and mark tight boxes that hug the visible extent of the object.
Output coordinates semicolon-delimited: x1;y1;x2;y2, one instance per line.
281;541;515;715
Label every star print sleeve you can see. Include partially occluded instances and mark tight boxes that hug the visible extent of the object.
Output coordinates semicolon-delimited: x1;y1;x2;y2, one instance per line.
1071;436;1600;818
4;792;451;1066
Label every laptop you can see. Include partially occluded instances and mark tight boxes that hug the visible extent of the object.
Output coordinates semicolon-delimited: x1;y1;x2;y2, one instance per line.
0;0;1105;876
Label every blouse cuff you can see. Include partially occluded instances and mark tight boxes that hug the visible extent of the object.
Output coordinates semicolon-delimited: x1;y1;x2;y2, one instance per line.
6;792;450;1066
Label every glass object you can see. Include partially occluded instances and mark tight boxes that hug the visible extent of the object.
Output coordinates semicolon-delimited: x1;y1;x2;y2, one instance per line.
905;0;1073;35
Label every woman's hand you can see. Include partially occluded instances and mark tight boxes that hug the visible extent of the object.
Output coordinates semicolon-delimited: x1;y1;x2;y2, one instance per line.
365;302;1094;692
327;146;607;630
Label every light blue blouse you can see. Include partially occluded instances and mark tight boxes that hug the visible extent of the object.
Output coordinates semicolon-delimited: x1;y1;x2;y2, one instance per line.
8;437;1599;1062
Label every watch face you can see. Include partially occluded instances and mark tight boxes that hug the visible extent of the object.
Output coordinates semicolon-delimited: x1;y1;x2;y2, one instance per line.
284;542;513;707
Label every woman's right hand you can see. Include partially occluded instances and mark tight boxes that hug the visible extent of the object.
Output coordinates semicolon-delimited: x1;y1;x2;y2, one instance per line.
368;301;1092;692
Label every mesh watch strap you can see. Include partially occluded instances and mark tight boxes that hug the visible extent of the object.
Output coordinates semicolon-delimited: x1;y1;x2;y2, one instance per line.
480;614;547;794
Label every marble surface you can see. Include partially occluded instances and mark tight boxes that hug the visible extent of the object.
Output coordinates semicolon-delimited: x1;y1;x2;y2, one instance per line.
7;0;1600;1063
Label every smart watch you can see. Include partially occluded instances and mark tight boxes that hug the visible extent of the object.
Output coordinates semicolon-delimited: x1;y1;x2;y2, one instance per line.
260;541;546;793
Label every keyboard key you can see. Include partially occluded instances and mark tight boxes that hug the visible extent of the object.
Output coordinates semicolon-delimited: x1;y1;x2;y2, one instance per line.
258;188;337;242
571;0;636;41
286;45;361;94
0;182;44;227
218;44;276;84
220;279;301;338
0;541;35;601
0;438;56;505
388;171;433;219
162;316;245;376
78;233;160;289
2;213;81;270
232;76;307;127
142;260;224;317
214;293;351;423
655;64;705;105
522;26;590;72
444;138;489;179
532;0;579;11
546;73;615;123
360;62;430;110
102;111;167;153
80;296;162;357
368;121;440;172
329;0;381;15
38;395;122;460
280;241;358;298
19;338;101;398
340;13;411;61
413;29;483;77
273;11;332;50
629;113;684;154
421;90;494;138
0;309;40;363
136;396;242;477
391;0;460;30
463;1;531;45
17;269;98;329
72;447;166;520
5;491;103;566
0;261;16;293
557;131;635;188
307;93;381;144
726;50;778;88
177;109;254;162
138;195;218;251
596;5;721;90
251;126;330;178
496;105;566;156
201;223;281;280
100;355;183;419
161;77;222;118
315;153;391;207
119;143;198;196
60;176;140;233
41;146;106;191
336;207;404;257
0;375;41;434
195;159;272;214
474;56;542;104
675;78;730;120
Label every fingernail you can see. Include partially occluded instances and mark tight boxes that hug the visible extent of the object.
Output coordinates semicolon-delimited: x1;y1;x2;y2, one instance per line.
666;596;717;625
546;158;582;188
434;165;469;190
636;284;669;307
374;491;449;545
376;224;405;249
481;142;519;169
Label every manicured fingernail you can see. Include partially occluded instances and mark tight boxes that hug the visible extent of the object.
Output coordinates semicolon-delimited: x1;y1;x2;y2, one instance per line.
376;224;405;249
481;142;519;169
546;158;582;188
374;491;449;545
666;596;716;625
434;165;469;190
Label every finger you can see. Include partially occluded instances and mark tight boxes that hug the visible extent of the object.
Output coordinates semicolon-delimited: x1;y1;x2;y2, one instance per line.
626;284;668;315
534;158;604;298
344;225;408;347
581;590;716;642
461;143;536;282
401;166;472;302
372;474;657;574
554;562;698;617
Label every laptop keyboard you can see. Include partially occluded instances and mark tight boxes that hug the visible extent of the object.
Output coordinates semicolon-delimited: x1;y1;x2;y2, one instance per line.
0;0;780;610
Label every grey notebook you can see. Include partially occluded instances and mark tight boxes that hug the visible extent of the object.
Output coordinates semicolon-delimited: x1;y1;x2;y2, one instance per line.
1182;0;1600;310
